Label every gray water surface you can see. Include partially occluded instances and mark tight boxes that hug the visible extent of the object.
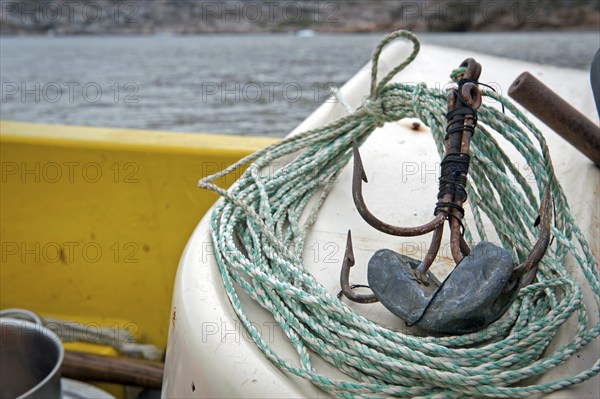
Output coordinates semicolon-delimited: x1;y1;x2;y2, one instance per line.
1;32;598;137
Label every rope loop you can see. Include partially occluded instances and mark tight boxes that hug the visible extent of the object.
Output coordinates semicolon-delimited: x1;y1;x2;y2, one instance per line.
450;66;468;82
370;30;420;99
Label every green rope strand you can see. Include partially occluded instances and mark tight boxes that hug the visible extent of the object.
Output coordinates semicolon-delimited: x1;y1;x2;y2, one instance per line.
198;30;599;398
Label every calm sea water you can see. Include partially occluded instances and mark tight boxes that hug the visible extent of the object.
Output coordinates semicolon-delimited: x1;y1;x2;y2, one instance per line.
1;32;598;137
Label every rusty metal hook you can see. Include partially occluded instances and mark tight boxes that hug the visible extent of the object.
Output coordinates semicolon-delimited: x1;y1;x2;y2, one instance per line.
351;58;482;275
339;58;553;334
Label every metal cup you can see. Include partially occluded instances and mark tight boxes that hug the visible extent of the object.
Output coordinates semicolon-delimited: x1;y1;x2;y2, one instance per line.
0;309;64;398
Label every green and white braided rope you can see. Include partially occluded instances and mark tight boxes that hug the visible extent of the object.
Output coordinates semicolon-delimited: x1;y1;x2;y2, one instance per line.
198;31;599;398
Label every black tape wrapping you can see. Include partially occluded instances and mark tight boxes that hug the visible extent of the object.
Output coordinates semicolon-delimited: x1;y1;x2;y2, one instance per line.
435;82;478;225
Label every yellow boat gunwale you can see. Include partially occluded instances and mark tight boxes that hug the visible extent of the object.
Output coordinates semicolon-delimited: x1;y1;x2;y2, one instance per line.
0;120;276;357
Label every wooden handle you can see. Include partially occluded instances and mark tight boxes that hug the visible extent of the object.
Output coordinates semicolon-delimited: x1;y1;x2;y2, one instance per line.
61;350;164;389
508;71;600;167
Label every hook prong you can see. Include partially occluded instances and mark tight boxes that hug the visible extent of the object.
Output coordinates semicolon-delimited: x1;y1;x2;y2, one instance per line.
351;142;445;237
416;224;444;275
352;141;368;183
339;230;378;303
513;188;553;286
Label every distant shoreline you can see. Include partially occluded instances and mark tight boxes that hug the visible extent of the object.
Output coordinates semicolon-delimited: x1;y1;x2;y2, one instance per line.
2;0;599;36
1;28;599;38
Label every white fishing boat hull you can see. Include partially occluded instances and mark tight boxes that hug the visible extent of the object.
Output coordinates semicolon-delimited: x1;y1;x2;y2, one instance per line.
163;39;600;398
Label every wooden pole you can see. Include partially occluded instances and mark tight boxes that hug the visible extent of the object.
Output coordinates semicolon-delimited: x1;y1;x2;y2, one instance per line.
508;71;600;167
61;351;164;390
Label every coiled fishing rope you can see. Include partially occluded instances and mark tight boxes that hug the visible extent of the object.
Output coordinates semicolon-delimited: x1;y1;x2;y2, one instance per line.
198;31;599;398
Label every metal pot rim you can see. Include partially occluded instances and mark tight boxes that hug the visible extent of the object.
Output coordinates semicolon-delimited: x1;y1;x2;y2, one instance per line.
0;317;64;399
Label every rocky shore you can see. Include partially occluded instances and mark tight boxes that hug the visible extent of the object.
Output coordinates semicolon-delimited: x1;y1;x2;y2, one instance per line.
1;0;599;35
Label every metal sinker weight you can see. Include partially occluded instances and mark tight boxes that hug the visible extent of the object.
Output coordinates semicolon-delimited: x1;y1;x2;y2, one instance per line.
368;242;518;334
